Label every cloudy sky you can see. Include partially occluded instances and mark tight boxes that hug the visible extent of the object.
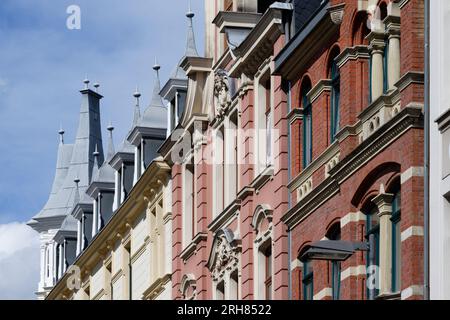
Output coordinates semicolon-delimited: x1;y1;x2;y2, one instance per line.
0;0;205;299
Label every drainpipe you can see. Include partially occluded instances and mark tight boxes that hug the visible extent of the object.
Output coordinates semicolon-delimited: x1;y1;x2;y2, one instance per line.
423;0;430;301
287;80;293;300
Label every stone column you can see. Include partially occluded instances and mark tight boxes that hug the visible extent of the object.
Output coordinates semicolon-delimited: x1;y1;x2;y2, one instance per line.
368;31;386;102
113;170;120;211
98;192;102;230
385;16;401;90
58;244;63;279
120;164;125;204
76;220;82;256
133;146;140;185
92;198;98;238
39;244;46;290
372;191;394;296
81;214;85;251
140;139;145;175
52;241;57;283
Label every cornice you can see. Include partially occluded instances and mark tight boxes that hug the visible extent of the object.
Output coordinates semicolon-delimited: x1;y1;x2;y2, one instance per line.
335;45;370;68
180;232;208;263
283;106;423;228
208;199;241;233
307;79;332;104
288;141;339;192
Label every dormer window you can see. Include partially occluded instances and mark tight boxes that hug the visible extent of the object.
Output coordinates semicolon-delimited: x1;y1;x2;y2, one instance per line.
169;90;187;132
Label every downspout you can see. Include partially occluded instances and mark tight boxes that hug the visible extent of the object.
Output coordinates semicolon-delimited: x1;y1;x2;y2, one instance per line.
287;81;292;300
423;0;430;301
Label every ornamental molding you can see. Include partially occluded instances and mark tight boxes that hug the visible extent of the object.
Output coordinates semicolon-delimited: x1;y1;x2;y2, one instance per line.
307;79;332;104
327;3;346;25
207;229;241;282
335;45;370;69
214;69;233;120
283;107;423;229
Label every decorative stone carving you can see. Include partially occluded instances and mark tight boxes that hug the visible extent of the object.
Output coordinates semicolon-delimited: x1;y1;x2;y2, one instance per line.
214;69;232;119
328;3;345;25
208;231;240;282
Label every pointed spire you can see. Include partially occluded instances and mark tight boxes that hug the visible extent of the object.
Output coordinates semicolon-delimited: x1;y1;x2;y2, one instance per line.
58;125;65;144
149;59;164;108
92;144;100;179
133;87;141;126
73;176;81;205
93;82;100;92
185;1;199;57
106;122;115;160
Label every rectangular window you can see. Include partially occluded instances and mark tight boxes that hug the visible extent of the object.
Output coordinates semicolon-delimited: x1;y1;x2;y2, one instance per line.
330;61;340;142
391;191;401;292
264;246;272;300
215;127;225;215
383;42;389;94
302;261;313;300
303;106;312;168
183;163;195;246
265;78;273;167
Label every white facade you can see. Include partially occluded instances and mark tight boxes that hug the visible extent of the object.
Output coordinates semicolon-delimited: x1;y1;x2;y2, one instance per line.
429;0;450;300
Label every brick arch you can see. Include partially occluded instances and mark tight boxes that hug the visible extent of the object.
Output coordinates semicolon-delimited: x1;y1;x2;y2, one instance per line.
351;161;401;209
299;75;313;108
297;240;313;261
386;174;401;193
325;218;341;237
350;10;370;46
325;44;341;78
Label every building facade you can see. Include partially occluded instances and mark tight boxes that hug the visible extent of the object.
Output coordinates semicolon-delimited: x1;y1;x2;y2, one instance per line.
279;0;424;300
30;0;426;301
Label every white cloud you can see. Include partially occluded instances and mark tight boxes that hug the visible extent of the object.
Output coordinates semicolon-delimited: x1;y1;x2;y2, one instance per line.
0;222;40;300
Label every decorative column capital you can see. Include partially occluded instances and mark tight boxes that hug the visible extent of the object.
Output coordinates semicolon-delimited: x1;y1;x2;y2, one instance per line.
372;192;394;217
367;31;386;53
384;15;401;38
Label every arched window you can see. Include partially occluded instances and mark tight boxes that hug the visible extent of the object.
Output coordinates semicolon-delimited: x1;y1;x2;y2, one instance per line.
328;48;341;142
301;78;313;168
326;222;341;300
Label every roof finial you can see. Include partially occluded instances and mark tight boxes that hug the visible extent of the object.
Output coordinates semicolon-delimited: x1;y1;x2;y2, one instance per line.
58;125;65;144
106;122;115;160
83;76;90;89
185;0;199;57
187;0;194;19
93;82;100;92
92;144;100;178
133;87;141;126
73;176;81;204
93;144;100;158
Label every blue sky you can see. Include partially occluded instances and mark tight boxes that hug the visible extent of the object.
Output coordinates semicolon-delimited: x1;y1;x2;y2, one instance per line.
0;0;205;225
0;0;205;299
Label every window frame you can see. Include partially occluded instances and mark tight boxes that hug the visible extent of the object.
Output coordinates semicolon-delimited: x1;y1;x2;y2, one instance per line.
302;260;314;300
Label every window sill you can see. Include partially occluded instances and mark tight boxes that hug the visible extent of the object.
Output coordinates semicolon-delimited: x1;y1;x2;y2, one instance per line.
375;291;401;300
251;166;274;193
